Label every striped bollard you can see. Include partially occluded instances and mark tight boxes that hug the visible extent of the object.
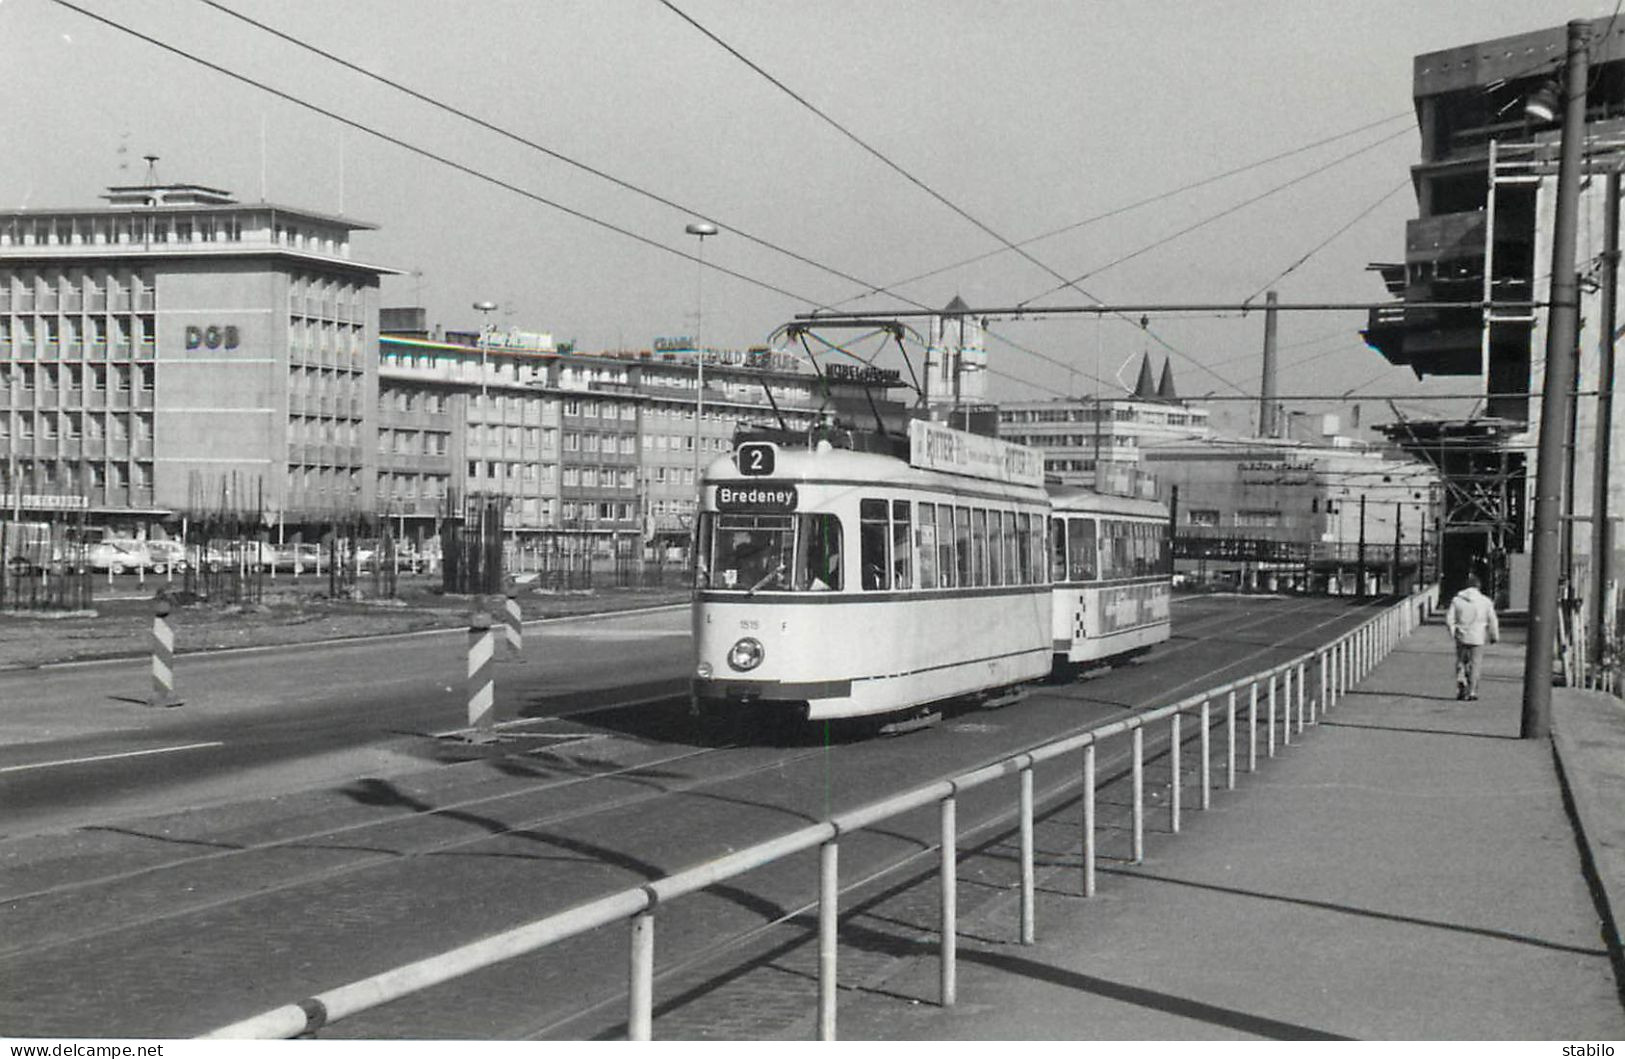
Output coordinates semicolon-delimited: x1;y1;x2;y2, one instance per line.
149;600;183;708
467;610;496;741
500;587;524;662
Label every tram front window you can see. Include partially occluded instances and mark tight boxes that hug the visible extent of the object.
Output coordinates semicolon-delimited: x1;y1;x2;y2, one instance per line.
797;513;843;591
709;515;794;590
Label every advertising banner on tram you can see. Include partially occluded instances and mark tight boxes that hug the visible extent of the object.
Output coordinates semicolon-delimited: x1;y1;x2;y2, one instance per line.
908;420;1044;487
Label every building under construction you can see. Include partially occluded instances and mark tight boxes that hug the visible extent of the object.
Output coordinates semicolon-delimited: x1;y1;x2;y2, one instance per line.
1362;16;1625;608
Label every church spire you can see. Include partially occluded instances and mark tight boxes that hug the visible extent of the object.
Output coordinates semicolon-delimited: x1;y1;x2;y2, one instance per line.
1132;352;1157;398
1156;358;1179;403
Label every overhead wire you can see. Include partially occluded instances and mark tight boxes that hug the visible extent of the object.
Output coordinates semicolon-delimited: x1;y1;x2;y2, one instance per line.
1016;125;1416;307
194;0;926;314
654;0;1249;397
1242;177;1412;304
823;110;1416;310
196;0;1116;397
47;0;824;307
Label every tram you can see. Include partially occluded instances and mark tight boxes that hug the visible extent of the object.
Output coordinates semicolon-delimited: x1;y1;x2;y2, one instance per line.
691;420;1053;723
1048;488;1173;672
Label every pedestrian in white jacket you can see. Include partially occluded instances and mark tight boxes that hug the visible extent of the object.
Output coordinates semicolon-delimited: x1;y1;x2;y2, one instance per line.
1446;573;1499;700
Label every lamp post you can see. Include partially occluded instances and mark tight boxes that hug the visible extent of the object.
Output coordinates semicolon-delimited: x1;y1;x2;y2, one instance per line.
1522;20;1589;740
684;222;717;504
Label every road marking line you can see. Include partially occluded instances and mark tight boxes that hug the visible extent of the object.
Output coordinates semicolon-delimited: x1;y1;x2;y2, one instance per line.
0;741;224;775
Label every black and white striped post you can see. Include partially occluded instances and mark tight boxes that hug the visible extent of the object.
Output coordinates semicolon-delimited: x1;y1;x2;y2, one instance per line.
499;585;523;662
467;609;496;740
149;599;183;708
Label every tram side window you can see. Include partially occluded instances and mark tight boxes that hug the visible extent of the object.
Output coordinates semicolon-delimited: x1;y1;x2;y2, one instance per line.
1050;517;1068;582
1003;511;1018;586
937;504;956;588
798;513;843;591
892;500;913;589
1016;513;1032;583
1032;514;1047;585
954;505;972;587
1068;517;1098;581
989;510;1005;585
972;509;988;587
711;514;793;590
860;498;890;591
917;502;939;589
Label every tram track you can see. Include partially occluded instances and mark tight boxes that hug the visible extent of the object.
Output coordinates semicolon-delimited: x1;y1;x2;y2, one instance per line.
322;600;1383;1040
0;734;848;963
1;596;1366;954
0;595;1387;1037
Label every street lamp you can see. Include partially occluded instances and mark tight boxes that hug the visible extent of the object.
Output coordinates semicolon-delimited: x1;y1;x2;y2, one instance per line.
684;222;717;502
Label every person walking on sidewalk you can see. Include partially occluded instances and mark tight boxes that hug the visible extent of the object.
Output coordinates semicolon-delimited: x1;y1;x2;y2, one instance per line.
1446;572;1499;700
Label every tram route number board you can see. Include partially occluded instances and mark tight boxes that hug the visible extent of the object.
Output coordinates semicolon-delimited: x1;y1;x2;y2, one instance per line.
737;442;776;476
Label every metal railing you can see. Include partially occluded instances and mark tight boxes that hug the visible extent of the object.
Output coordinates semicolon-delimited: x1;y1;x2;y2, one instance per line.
207;586;1438;1041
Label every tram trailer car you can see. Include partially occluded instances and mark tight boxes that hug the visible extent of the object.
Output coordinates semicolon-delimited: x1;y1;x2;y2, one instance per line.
692;425;1053;722
1048;488;1173;671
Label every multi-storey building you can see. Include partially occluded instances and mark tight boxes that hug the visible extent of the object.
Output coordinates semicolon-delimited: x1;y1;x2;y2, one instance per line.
1143;435;1439;592
0;180;392;531
997;355;1212;493
377;318;828;557
1361;17;1625;603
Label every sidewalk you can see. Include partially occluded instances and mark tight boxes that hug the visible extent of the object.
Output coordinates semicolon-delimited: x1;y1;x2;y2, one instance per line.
833;621;1625;1040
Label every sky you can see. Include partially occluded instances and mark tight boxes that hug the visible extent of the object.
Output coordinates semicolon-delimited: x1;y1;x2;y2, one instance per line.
0;0;1599;437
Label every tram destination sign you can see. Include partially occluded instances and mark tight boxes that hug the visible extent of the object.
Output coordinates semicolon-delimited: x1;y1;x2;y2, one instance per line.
714;483;799;513
908;420;1044;487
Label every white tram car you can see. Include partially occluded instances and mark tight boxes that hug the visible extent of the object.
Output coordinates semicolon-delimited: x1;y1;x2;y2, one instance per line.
692;422;1053;722
1047;488;1173;670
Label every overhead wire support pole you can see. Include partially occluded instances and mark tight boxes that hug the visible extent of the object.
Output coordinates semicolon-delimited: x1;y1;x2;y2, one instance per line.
1592;170;1620;665
1523;19;1590;741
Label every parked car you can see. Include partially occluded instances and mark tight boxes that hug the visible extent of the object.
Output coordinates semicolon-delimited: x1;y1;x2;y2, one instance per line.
273;542;321;572
143;539;189;574
218;540;278;570
88;539;154;574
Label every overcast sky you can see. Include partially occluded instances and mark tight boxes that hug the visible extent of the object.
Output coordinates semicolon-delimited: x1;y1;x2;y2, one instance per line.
0;0;1595;435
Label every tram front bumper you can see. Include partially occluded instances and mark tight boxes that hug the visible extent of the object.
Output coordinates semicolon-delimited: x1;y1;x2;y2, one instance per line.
692;677;853;705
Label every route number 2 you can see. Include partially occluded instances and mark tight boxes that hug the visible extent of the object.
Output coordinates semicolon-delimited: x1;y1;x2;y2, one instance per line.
737;443;775;476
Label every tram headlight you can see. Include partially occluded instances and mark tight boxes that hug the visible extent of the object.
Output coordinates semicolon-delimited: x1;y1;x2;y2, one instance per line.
696;660;713;679
726;637;765;672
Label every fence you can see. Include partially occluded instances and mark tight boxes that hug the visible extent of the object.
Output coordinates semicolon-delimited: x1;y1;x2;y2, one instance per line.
207;586;1436;1041
0;518;94;612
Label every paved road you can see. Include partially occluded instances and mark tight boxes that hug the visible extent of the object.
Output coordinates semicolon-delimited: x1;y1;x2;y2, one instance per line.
0;593;1390;1038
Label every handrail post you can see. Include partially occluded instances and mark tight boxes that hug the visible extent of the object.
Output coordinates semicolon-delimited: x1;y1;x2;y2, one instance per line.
1267;673;1278;758
1248;682;1258;772
1316;651;1327;721
819;838;838;1040
1170;711;1182;834
1132;725;1145;863
1280;667;1291;747
629;910;654;1041
940;793;957;1006
1019;766;1035;944
1226;689;1237;790
1296;661;1307;734
1082;744;1097;896
1199;698;1212;811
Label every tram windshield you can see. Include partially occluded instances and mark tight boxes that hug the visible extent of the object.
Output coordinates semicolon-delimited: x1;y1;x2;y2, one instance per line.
700;513;844;592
